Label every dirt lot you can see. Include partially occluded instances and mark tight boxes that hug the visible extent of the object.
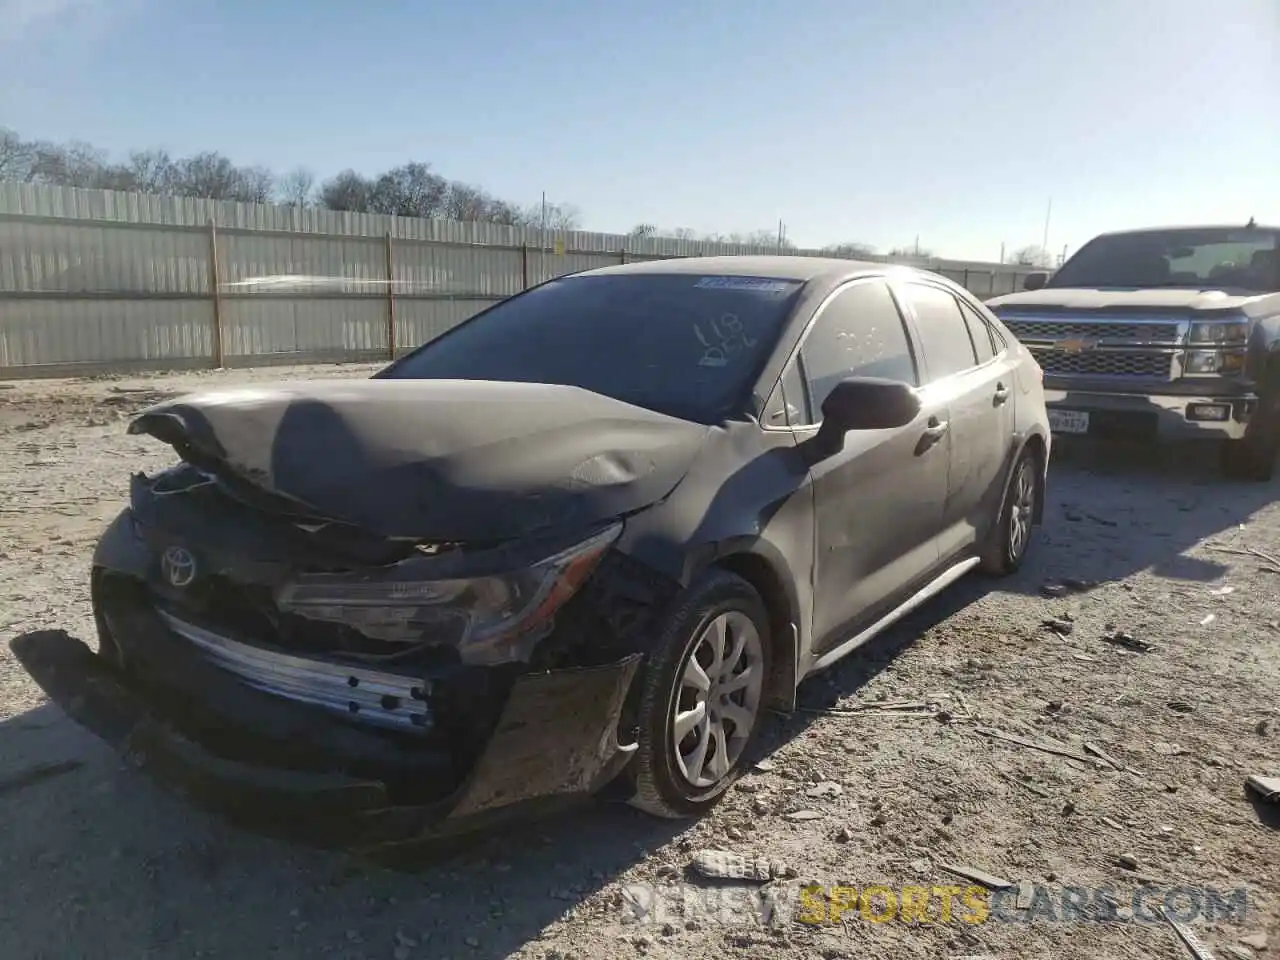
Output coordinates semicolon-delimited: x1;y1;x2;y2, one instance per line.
1;364;1277;960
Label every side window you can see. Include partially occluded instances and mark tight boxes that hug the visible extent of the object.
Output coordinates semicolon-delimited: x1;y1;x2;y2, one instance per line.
958;299;996;364
798;280;918;418
906;283;978;380
762;360;808;427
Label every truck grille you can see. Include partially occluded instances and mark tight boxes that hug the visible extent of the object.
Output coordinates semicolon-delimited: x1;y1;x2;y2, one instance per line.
1000;314;1186;382
1004;319;1182;342
1031;349;1173;378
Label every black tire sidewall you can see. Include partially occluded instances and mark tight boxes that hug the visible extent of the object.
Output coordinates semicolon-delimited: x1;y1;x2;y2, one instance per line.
633;571;772;816
998;449;1039;571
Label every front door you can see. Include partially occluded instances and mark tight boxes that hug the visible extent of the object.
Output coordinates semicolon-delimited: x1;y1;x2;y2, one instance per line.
795;279;951;652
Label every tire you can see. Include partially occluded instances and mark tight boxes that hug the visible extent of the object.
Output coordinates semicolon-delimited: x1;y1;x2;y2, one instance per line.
979;446;1040;576
1220;433;1278;482
627;569;773;819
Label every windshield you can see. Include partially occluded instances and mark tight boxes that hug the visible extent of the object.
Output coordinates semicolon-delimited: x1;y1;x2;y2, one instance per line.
1048;227;1280;293
379;273;805;423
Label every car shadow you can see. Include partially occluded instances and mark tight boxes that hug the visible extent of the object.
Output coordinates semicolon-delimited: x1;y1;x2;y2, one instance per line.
3;428;1276;956
990;437;1279;595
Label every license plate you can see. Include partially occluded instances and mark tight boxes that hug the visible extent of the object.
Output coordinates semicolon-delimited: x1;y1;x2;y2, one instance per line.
1048;409;1090;435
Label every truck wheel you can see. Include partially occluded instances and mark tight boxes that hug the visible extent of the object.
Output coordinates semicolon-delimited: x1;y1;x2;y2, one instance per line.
1220;433;1278;482
1220;396;1280;482
627;570;772;819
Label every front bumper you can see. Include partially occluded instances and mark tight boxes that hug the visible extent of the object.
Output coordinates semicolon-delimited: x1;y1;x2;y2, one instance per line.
1042;387;1258;442
12;623;641;853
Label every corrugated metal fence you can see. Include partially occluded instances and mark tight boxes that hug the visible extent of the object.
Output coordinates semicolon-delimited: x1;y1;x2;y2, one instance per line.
0;183;1045;378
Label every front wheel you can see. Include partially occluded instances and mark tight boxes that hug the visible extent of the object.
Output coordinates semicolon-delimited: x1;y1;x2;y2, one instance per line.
627;570;772;819
1220;433;1278;482
980;446;1041;576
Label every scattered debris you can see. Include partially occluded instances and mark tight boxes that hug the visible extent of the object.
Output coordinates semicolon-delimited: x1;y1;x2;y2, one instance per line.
1072;653;1098;663
1210;585;1236;596
782;809;824;822
689;849;794;883
1159;904;1218;960
1256;719;1272;737
1015;879;1035;909
1046;700;1065;714
1083;742;1125;771
999;773;1051;799
833;827;853;843
0;759;84;798
1245;775;1280;802
1100;817;1124;830
1100;629;1154;652
804;782;843;799
752;760;775;773
1041;583;1069;598
1042;617;1075;636
1200;614;1217;626
1151;742;1189;757
1116;854;1141;871
1168;701;1196;714
1239;932;1268;950
938;863;1012;890
799;700;938;718
1061;800;1076;815
974;726;1091;764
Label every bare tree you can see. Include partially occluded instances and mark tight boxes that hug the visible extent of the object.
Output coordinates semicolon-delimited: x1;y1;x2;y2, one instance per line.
126;150;177;193
0;127;33;180
628;223;657;238
671;227;698;241
441;182;494;222
172;152;273;202
276;166;315;207
822;241;877;258
318;170;374;212
369;162;448;218
1010;244;1053;268
889;245;936;259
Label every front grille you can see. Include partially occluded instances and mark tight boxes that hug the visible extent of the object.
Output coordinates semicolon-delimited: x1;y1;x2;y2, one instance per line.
1032;349;1173;378
1004;319;1181;342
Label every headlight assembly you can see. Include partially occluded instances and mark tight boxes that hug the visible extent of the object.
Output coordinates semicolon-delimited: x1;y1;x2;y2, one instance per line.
276;522;622;665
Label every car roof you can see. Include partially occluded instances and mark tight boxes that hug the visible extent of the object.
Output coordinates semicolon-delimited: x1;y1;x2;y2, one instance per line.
1090;223;1280;239
575;254;892;284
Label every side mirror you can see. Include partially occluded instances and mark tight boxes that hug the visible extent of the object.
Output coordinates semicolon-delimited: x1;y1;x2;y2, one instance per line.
1022;272;1048;291
811;377;921;457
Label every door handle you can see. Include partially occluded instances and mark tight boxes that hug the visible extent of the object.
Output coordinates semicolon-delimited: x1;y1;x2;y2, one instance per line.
921;418;950;440
994;383;1010;405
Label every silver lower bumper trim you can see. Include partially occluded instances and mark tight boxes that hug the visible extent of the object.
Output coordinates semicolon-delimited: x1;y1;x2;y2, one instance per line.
156;609;432;733
1042;389;1255;440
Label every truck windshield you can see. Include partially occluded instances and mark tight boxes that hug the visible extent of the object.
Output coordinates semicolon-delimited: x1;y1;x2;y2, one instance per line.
378;273;805;424
1048;227;1280;294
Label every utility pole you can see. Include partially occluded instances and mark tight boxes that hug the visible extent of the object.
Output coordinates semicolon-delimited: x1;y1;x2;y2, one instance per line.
540;191;547;282
914;235;920;257
1041;198;1052;253
999;242;1006;264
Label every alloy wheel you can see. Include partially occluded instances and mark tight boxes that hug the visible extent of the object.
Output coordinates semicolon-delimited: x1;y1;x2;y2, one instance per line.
670;610;764;789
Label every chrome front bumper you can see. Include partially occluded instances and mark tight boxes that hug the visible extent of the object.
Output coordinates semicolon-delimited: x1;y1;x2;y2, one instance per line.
1043;389;1257;441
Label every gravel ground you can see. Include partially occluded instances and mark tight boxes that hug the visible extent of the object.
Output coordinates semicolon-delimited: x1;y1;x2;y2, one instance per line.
1;364;1277;960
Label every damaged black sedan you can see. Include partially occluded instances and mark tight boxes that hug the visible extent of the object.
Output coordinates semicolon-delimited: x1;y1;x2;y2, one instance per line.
16;256;1050;845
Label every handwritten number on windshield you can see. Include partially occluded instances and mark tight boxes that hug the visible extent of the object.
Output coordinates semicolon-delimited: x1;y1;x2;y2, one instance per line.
696;313;756;368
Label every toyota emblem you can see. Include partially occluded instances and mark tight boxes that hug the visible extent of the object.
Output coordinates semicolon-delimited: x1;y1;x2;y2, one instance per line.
160;545;198;588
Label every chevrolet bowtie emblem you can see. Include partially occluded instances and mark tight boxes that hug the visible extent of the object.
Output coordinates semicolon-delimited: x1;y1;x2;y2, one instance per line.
1055;337;1099;354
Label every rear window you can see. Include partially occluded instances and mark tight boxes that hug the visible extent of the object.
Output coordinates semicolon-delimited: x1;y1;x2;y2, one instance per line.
382;273;805;423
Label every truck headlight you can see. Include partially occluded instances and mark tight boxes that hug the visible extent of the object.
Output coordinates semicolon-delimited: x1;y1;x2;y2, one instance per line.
276;522;622;665
1183;349;1246;376
1188;320;1249;344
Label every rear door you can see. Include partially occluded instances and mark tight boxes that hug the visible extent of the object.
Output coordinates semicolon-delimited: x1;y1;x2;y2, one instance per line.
898;280;1018;560
790;278;951;652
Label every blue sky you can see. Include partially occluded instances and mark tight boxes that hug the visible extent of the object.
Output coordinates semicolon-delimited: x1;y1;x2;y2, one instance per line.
1;0;1276;261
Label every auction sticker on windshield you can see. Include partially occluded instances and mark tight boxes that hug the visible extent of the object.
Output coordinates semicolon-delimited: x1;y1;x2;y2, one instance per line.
1048;409;1090;435
694;277;795;294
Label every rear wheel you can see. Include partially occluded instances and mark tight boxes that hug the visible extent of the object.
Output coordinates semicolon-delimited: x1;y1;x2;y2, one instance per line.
980;447;1040;576
628;570;771;819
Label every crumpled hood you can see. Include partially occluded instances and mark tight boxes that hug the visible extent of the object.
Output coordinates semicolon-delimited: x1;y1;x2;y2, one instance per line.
987;287;1270;314
128;378;711;542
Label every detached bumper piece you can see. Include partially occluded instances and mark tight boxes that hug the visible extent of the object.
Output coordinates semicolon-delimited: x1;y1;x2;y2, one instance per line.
11;621;641;852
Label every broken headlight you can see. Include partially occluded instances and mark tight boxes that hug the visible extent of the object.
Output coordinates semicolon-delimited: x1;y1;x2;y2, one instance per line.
276;523;622;665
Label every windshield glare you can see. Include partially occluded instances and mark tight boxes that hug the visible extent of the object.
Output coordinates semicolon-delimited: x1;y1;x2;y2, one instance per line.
380;273;805;423
1048;228;1280;293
